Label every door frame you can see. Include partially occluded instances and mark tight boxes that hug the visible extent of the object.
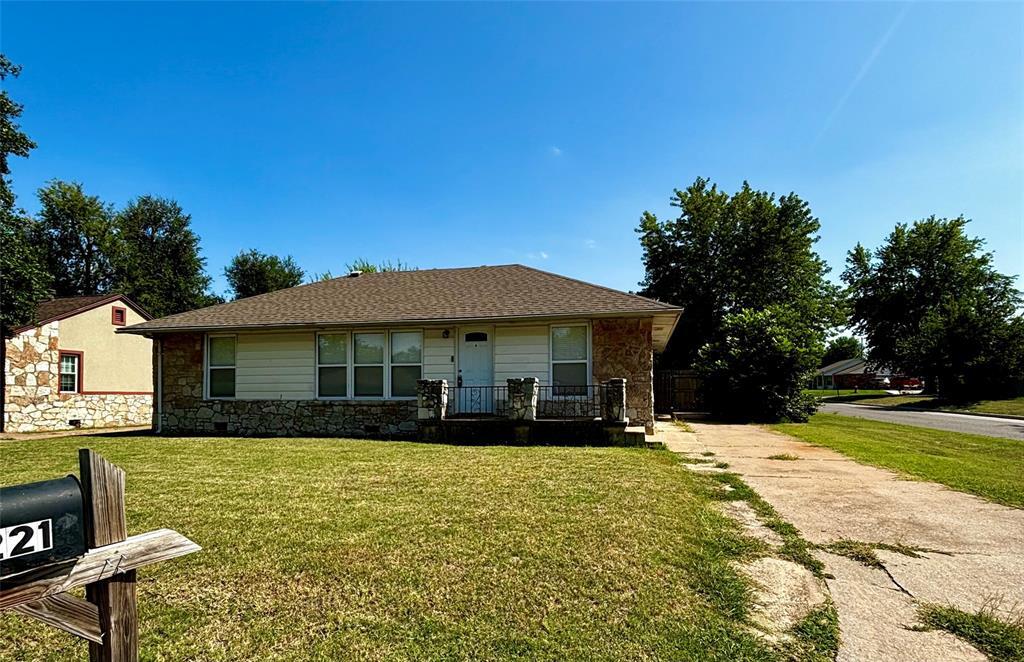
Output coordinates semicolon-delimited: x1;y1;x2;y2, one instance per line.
455;325;495;387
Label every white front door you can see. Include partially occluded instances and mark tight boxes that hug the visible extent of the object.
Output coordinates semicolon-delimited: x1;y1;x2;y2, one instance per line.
457;327;494;414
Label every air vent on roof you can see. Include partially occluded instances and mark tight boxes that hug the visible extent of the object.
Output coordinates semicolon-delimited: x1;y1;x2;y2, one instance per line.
347;270;362;278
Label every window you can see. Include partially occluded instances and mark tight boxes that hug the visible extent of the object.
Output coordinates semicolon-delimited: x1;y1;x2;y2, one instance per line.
353;333;385;397
207;335;236;398
465;331;487;342
551;325;588;395
111;306;126;326
390;331;422;398
317;333;348;398
59;352;82;393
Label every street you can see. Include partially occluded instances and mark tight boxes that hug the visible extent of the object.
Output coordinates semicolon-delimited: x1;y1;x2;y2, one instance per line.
818;402;1024;440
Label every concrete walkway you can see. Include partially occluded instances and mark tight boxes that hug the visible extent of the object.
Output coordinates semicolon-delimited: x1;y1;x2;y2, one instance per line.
819;402;1024;440
658;421;1024;662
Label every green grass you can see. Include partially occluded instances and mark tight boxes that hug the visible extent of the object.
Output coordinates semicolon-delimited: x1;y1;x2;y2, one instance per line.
766;454;800;461
918;604;1024;661
0;434;815;661
805;389;890;399
773;414;1024;508
819;539;948;569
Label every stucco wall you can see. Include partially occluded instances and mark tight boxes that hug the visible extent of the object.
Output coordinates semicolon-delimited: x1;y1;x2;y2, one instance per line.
4;321;152;433
59;301;152;392
592;318;654;432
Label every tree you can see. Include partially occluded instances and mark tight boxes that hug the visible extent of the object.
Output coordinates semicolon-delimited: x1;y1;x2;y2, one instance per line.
843;216;1023;400
33;180;115;296
699;307;821;422
345;258;415;273
0;56;50;337
110;195;216;317
821;335;864;367
637;178;840;421
225;249;305;300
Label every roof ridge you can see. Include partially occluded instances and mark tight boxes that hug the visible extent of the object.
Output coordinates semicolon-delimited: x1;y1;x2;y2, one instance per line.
508;264;680;310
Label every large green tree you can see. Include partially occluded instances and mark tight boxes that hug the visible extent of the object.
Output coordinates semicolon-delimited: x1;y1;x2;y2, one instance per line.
638;178;840;421
33;180;115;296
111;195;216;317
843;216;1023;400
821;335;864;367
0;56;50;337
225;249;305;300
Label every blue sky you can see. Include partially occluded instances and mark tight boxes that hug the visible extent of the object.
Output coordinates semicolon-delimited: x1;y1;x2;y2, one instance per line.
4;2;1022;296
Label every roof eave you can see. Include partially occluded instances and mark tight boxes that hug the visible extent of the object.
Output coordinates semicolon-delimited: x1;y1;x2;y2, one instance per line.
118;308;683;337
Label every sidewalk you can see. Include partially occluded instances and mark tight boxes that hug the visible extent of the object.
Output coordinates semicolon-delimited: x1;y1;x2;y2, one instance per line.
658;421;1024;661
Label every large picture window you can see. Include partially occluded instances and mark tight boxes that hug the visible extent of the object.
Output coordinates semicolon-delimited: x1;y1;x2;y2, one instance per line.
353;333;385;397
59;352;82;393
317;333;348;398
390;331;422;398
207;335;236;398
551;325;588;395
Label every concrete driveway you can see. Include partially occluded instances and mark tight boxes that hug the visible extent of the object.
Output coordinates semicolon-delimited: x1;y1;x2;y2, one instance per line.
819;402;1024;440
659;421;1024;662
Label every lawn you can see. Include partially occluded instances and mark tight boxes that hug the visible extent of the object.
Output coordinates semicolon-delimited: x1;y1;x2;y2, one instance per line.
804;389;890;399
773;414;1024;508
0;435;802;661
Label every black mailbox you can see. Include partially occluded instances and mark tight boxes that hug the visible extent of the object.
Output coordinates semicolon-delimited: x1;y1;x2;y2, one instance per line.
0;476;87;578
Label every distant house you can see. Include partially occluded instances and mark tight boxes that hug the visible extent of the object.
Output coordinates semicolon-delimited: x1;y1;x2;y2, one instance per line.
119;265;681;436
813;358;920;391
3;295;154;433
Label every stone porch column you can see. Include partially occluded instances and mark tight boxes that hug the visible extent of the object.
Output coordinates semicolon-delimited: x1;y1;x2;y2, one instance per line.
602;378;627;423
416;379;448;420
506;377;538;421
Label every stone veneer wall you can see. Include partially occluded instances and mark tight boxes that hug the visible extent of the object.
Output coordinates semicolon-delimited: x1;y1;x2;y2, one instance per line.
159;333;417;437
591;318;654;432
4;322;153;433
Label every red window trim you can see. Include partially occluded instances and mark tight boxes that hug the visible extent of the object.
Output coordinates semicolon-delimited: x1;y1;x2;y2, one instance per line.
58;350;84;394
111;306;127;326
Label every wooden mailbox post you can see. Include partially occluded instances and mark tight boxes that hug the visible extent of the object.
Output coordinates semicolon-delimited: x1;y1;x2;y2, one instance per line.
0;450;200;661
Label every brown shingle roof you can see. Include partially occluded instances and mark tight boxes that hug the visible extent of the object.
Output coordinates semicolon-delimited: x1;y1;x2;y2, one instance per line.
121;264;680;334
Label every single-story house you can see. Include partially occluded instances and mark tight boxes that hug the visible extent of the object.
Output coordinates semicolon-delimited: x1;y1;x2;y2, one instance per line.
2;295;154;433
812;358;921;391
119;265;681;437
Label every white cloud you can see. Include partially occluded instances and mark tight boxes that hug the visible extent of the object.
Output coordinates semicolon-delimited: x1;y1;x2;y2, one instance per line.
550;146;562;157
526;251;550;260
584;239;597;249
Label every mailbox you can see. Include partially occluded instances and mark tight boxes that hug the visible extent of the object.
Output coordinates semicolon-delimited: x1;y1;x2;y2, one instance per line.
0;476;87;578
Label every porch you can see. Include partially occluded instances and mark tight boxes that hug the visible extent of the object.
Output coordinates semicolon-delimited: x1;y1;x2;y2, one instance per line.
416;378;647;446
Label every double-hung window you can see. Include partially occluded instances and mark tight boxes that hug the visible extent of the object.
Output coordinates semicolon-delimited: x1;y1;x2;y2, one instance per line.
207;335;236;398
317;333;348;398
59;352;82;393
353;333;385;397
551;325;589;396
390;331;422;398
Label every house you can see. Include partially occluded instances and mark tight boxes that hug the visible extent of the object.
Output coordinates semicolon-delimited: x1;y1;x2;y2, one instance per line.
119;265;681;437
812;358;921;391
813;358;868;390
2;295;154;433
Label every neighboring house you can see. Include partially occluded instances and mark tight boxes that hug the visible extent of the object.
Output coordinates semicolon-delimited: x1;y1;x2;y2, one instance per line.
2;295;154;433
120;265;681;436
812;358;920;391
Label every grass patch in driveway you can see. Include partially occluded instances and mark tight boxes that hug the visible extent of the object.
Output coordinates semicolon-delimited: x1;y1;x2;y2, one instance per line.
918;604;1024;661
772;414;1024;508
0;434;808;661
767;453;800;461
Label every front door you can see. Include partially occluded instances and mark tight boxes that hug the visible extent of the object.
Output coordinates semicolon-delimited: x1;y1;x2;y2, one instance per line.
457;327;494;414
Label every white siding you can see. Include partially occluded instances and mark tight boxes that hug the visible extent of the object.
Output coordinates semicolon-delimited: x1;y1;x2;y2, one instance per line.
423;329;455;382
235;333;315;399
494;326;549;385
